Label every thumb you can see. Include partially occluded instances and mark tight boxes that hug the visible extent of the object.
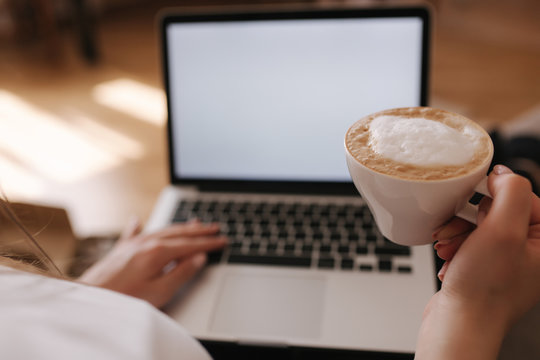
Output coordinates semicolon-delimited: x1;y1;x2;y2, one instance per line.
479;165;532;246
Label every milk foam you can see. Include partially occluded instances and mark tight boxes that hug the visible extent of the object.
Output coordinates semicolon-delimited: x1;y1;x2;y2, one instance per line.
368;115;480;166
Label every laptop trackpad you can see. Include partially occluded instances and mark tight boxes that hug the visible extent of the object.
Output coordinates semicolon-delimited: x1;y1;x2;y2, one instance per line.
210;273;325;340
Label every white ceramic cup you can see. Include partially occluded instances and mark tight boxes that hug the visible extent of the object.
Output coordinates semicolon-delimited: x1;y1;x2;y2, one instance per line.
345;109;494;246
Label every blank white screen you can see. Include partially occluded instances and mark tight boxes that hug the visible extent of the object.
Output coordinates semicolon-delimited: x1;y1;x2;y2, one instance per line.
167;17;423;181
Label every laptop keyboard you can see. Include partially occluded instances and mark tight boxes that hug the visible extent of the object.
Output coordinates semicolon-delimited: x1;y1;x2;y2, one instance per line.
172;197;412;273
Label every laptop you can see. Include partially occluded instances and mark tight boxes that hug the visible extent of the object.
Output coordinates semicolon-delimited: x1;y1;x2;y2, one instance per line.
147;5;437;356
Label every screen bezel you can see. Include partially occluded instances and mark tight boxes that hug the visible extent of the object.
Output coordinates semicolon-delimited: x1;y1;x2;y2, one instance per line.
160;6;430;195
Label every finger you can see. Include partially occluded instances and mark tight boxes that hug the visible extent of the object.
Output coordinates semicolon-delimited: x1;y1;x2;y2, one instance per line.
120;216;142;241
492;165;540;224
435;233;468;261
152;236;228;267
433;217;475;241
157;253;207;300
479;170;533;246
477;196;492;225
438;260;450;282
151;222;221;239
530;224;540;239
532;194;540;225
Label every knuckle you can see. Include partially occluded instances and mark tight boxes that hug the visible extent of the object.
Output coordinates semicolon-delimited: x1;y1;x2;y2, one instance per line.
139;240;166;259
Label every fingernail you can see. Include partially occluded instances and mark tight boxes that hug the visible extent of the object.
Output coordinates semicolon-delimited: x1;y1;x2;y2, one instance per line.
438;261;449;282
434;239;453;252
435;238;453;245
437;270;445;282
435;227;455;241
493;164;513;175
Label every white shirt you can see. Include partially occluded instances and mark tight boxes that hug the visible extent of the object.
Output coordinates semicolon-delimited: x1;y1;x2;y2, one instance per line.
0;265;211;360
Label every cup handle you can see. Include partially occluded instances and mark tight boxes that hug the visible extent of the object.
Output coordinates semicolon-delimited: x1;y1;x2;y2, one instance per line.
455;177;491;224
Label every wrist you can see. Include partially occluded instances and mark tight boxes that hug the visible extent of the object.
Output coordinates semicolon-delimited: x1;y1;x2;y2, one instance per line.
415;291;508;360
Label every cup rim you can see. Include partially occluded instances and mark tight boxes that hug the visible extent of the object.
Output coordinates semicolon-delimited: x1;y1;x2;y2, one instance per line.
344;107;495;183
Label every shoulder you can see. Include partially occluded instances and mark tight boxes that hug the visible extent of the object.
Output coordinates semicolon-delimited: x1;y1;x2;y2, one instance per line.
0;265;211;360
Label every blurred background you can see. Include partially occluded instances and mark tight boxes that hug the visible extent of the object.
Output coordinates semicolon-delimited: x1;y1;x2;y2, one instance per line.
0;0;539;241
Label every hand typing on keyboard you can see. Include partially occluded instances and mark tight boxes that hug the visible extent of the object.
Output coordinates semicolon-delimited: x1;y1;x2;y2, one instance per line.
79;218;227;308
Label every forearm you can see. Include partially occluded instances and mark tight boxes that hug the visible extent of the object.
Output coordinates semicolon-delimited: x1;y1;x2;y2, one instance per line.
415;293;507;360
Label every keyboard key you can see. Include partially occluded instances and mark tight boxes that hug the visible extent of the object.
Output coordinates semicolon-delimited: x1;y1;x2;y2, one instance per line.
228;253;311;268
327;222;340;230
253;205;265;215
378;259;392;272
302;244;313;254
221;202;233;212
336;209;347;218
269;205;280;215
319;244;332;253
173;211;190;223
207;201;217;212
375;245;411;256
319;206;331;217
348;233;360;242
359;264;373;272
230;241;242;250
303;206;314;216
398;266;412;273
356;245;368;255
236;203;249;214
341;258;354;270
352;208;365;217
318;257;335;269
191;201;202;212
267;243;278;253
366;234;378;242
260;229;271;237
338;245;350;254
284;243;295;252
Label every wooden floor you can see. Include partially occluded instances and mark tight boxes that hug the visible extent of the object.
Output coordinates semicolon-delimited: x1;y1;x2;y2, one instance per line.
0;0;539;238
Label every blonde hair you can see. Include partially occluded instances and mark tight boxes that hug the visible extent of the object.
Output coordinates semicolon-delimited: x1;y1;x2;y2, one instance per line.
0;196;62;277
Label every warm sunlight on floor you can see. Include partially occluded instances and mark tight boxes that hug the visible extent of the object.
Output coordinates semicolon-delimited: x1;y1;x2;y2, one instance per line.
92;78;167;126
0;74;168;237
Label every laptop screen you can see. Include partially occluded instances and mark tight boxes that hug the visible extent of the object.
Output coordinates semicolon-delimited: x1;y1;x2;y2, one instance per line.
162;8;429;190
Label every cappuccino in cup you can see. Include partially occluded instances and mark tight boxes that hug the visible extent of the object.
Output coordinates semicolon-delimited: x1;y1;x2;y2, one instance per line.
344;107;494;246
345;107;492;181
